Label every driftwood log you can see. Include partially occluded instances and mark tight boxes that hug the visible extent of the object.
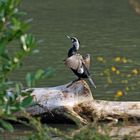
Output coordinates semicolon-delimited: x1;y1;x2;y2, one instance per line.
16;80;140;138
20;80;140;125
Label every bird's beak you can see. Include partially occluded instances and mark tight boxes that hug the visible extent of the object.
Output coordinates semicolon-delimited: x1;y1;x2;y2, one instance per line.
66;35;71;39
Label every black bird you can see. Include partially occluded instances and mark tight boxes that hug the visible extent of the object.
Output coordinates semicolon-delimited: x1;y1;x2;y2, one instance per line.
65;35;96;88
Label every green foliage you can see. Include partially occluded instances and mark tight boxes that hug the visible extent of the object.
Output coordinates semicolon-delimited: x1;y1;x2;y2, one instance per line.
0;0;52;133
0;119;14;132
26;67;54;87
68;125;111;140
20;95;33;108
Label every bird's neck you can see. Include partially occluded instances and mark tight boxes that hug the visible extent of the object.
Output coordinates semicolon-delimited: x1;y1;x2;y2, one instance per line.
73;42;79;50
68;47;77;57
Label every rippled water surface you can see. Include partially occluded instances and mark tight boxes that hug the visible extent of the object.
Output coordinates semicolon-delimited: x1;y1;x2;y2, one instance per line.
11;0;140;100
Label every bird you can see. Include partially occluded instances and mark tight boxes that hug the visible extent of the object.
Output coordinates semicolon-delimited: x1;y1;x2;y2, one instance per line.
65;35;96;88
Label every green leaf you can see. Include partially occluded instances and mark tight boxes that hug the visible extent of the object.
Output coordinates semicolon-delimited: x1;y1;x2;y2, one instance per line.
26;34;36;48
11;17;21;31
20;34;36;52
1;53;10;60
0;41;6;55
0;120;14;132
10;106;19;112
35;69;44;81
21;96;33;108
26;73;34;87
44;67;54;78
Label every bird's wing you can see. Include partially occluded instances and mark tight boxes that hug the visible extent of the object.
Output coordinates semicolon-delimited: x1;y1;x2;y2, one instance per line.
65;54;83;70
83;54;90;70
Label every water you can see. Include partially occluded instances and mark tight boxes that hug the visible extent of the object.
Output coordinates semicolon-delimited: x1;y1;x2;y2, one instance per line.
0;124;77;140
13;0;140;101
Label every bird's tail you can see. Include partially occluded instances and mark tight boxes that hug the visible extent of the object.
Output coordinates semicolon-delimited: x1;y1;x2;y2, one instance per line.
88;77;96;88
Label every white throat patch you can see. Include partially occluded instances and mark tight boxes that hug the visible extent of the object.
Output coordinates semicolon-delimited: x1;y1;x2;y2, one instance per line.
73;41;79;50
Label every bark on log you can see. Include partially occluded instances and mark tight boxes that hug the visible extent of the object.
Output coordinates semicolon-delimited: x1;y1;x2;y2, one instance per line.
19;80;140;126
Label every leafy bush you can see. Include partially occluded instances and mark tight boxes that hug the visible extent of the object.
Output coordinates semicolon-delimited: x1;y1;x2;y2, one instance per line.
0;0;51;132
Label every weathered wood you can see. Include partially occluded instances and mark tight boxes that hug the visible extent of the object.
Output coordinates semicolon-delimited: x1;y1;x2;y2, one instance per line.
74;100;140;123
19;80;140;126
22;80;92;125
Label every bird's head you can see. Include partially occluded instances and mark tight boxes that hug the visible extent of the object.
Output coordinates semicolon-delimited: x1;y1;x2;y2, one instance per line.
66;35;80;51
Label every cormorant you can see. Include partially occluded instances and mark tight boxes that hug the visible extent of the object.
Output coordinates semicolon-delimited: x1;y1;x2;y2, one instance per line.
65;35;96;88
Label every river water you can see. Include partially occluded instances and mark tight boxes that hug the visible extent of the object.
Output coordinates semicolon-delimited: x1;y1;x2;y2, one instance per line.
12;0;140;101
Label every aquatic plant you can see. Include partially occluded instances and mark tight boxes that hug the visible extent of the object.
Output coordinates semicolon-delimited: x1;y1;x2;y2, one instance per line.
97;56;140;100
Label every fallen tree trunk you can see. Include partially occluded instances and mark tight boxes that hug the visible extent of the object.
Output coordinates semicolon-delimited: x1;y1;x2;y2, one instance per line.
19;80;140;125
